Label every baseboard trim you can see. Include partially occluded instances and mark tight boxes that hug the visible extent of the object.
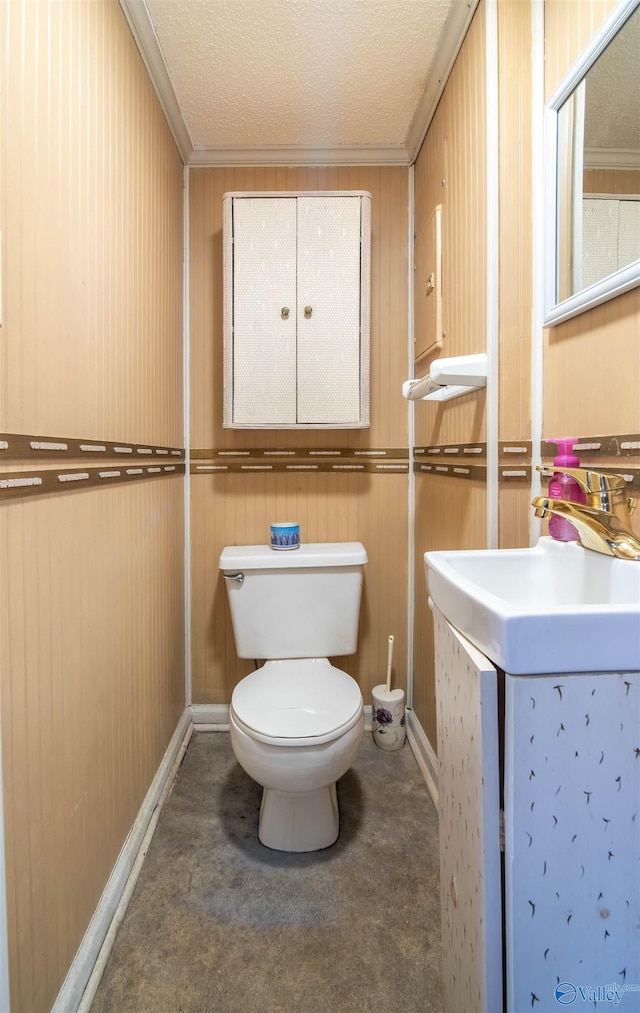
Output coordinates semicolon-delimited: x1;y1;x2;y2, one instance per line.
406;708;439;809
53;708;193;1013
190;702;374;732
190;703;230;728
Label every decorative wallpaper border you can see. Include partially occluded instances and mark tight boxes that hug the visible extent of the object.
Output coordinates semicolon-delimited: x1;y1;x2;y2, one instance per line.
191;447;409;460
192;461;409;475
540;433;640;493
191;446;410;475
414;462;487;481
415;442;486;459
0;431;185;500
0;464;185;500
414;437;640;488
0;432;184;460
414;442;532;483
541;433;640;459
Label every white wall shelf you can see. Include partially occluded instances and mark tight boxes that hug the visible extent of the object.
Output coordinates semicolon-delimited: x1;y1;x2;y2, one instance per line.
402;353;487;403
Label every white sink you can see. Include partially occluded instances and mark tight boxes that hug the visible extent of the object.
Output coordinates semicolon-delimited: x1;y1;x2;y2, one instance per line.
424;537;640;674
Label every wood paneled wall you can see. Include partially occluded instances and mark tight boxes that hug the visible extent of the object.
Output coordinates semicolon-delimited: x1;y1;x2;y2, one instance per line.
584;168;640;195
0;2;185;1009
412;8;488;452
543;0;640;472
191;472;409;703
413;476;488;747
411;5;489;740
189;166;410;704
497;0;533;447
0;483;185;1012
190;166;409;451
496;0;534;550
544;0;619;102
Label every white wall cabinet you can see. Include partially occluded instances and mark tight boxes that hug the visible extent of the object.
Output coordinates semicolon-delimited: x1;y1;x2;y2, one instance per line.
432;603;640;1013
223;191;371;429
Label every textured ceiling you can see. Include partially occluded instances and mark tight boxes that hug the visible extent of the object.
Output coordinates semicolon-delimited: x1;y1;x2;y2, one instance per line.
584;3;640;153
142;0;459;152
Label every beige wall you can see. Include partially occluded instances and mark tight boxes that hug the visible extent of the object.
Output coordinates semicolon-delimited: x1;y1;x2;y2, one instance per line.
411;0;640;748
544;0;640;453
2;0;640;1008
189;166;410;705
0;2;185;1010
411;4;490;743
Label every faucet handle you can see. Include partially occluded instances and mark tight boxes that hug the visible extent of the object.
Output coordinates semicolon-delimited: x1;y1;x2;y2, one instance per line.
537;465;627;492
537;465;632;518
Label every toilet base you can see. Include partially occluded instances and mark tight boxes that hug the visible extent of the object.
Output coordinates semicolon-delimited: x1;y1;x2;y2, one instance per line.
258;783;339;852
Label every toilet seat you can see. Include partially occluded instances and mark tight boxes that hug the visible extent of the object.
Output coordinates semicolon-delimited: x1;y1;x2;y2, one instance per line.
231;658;363;746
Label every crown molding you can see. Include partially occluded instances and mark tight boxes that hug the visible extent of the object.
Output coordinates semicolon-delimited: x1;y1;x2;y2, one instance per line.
584;147;640;171
189;144;410;167
405;0;481;163
118;0;193;162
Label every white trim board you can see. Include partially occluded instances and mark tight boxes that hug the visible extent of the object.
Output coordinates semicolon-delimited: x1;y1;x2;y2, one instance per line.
485;0;500;550
190;702;375;732
190;703;231;728
117;0;192;161
405;0;480;162
190;144;410;168
54;710;193;1013
0;702;11;1013
183;165;192;707
530;0;545;546
406;708;439;810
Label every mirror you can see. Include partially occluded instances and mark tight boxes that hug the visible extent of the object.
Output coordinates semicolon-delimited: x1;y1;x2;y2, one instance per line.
544;0;640;326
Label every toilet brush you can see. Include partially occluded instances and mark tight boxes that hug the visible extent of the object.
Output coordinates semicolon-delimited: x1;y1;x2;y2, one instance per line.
385;634;394;693
372;633;406;751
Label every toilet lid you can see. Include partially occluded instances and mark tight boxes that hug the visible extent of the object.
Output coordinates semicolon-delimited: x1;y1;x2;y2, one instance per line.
231;659;363;740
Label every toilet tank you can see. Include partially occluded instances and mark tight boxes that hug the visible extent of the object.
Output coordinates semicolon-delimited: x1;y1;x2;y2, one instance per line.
219;542;367;660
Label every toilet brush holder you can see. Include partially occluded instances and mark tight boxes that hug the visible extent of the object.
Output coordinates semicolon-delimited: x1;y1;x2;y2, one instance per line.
371;686;406;751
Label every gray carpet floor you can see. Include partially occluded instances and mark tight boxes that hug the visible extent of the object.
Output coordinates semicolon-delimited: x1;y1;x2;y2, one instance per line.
90;730;443;1013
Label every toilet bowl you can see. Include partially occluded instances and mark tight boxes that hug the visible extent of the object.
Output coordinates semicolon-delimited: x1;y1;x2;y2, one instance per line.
220;541;368;853
230;659;364;851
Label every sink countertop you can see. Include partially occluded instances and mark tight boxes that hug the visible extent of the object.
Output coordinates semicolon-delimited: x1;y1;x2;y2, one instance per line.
425;537;640;675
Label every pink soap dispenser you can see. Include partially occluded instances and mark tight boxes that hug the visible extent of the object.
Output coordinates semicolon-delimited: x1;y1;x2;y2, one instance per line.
545;438;587;542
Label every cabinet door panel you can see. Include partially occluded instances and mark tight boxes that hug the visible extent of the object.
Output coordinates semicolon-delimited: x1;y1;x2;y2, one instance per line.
232;198;297;425
504;671;640;1013
433;605;503;1013
296;197;362;425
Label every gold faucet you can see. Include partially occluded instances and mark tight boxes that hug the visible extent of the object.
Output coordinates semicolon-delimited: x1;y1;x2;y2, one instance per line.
532;467;640;561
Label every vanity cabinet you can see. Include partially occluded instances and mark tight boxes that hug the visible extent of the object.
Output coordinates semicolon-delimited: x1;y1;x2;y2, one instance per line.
222;191;371;429
433;604;640;1013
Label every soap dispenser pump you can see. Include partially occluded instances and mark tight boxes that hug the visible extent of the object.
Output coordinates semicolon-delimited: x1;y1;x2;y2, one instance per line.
545;438;586;542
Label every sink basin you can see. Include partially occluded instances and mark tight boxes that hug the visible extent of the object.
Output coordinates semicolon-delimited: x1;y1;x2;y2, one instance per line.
424;537;640;674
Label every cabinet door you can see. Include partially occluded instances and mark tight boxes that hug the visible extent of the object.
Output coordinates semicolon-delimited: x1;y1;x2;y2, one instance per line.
433;605;503;1013
296;196;363;425
224;192;370;429
504;671;640;1013
231;197;297;426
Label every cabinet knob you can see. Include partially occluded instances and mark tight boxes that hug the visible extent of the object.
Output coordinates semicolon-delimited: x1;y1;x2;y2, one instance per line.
281;307;290;319
304;305;313;318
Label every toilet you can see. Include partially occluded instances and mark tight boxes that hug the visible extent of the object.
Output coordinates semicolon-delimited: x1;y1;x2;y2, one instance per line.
220;541;367;852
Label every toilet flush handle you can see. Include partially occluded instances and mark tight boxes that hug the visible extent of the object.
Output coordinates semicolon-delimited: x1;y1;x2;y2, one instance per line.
223;572;244;585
